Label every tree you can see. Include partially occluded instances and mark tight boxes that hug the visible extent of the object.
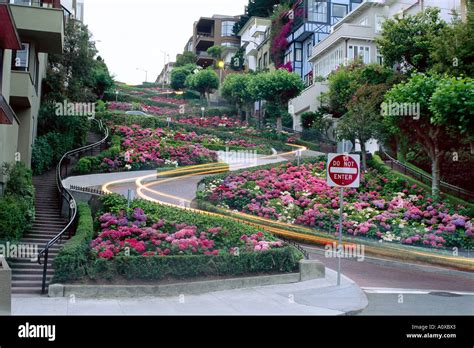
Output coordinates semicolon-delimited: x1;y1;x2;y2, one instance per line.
249;69;304;131
186;68;220;104
233;0;282;35
170;64;196;91
431;7;474;76
221;73;256;121
44;20;99;103
383;73;465;197
430;76;474;142
207;45;224;60
175;51;197;67
376;8;447;73
338;84;389;170
91;56;114;100
321;62;398;118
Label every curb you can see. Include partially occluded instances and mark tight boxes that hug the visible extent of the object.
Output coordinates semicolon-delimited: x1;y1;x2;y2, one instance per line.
304;245;474;279
49;259;325;298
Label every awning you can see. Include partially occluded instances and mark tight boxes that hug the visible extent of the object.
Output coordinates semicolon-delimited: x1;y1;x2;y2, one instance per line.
0;4;21;50
0;94;17;125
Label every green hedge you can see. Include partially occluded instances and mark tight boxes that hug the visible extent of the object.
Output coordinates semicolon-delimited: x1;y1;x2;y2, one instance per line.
53;202;94;282
0;163;35;241
31;132;75;175
88;246;301;281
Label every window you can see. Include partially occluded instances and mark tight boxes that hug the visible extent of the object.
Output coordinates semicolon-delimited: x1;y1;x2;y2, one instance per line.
221;21;235;37
12;43;29;71
295;48;302;61
375;15;385;33
258;57;262;70
348;45;370;64
263;53;268;68
308;0;328;22
284;50;291;64
307;41;313;57
313;45;344;77
332;4;347;18
0;49;3;92
359;17;369;26
376;47;383;65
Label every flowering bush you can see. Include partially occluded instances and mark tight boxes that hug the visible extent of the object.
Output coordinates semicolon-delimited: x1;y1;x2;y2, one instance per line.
177;116;247;129
200;161;473;249
150;96;187;105
107;102;133;111
91;207;284;259
98;125;219;171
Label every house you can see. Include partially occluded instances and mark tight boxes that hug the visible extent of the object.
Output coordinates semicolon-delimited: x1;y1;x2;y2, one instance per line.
285;0;364;86
155;61;175;86
289;0;463;132
192;15;241;68
237;17;272;71
0;0;64;193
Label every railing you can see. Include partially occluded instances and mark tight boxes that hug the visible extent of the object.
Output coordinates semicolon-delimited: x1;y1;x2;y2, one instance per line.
380;149;474;202
2;0;61;9
70;185;107;196
37;119;109;294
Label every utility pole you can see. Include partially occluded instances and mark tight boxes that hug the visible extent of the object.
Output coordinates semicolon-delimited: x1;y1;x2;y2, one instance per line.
160;50;168;89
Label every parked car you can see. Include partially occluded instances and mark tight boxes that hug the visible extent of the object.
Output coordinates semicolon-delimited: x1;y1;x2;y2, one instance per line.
125;111;149;116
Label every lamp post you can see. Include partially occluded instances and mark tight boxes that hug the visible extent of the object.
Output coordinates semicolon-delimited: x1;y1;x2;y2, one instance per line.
136;68;148;83
160;50;168;89
217;59;225;85
201;107;205;118
115;90;119;102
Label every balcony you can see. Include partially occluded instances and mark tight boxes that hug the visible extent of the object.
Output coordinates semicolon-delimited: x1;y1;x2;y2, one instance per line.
10;70;35;108
0;4;21;49
311;23;375;61
9;1;64;54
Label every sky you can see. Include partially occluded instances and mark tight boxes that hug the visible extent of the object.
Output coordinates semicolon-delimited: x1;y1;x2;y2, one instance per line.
84;0;248;85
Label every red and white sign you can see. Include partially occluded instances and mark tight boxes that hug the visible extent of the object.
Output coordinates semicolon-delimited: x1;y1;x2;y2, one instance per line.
327;153;360;188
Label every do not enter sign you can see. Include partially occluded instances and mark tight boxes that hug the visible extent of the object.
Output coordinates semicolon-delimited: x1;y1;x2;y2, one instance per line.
327;153;360;188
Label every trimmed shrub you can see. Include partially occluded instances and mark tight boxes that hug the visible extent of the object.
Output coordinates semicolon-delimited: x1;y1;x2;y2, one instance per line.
52;202;94;282
0;163;35;241
89;246;301;281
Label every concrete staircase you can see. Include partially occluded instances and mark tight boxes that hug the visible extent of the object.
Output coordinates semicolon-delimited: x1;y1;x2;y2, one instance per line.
9;169;68;295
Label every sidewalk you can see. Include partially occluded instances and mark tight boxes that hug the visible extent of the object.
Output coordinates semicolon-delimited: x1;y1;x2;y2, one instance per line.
11;268;367;316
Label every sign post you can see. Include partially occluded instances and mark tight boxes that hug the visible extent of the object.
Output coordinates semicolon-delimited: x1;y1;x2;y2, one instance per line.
327;151;360;286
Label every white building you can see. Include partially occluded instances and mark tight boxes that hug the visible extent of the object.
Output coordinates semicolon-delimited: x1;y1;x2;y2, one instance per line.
238;17;272;71
289;0;463;132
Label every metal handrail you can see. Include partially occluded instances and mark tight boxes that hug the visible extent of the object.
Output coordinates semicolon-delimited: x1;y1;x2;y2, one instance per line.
380;148;474;202
37;118;109;294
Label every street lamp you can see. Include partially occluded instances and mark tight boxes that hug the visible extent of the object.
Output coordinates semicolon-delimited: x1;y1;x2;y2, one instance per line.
217;59;225;84
160;50;168;89
201;107;205;118
136;68;148;83
115;90;119;102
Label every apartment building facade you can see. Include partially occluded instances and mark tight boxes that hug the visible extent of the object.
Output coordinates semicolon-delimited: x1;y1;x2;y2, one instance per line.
285;0;363;86
0;0;64;191
155;61;175;86
237;17;272;72
289;0;463;131
192;14;241;68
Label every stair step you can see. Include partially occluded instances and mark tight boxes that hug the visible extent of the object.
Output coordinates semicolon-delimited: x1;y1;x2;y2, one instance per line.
12;274;53;281
12;280;49;288
12;268;54;275
11;287;44;295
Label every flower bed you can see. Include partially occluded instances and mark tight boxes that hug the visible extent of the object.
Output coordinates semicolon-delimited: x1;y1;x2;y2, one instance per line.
198;160;473;250
177;116;247;129
150;96;187;106
53;196;303;282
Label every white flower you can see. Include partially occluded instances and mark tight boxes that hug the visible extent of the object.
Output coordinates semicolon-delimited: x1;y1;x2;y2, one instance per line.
125;164;132;170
